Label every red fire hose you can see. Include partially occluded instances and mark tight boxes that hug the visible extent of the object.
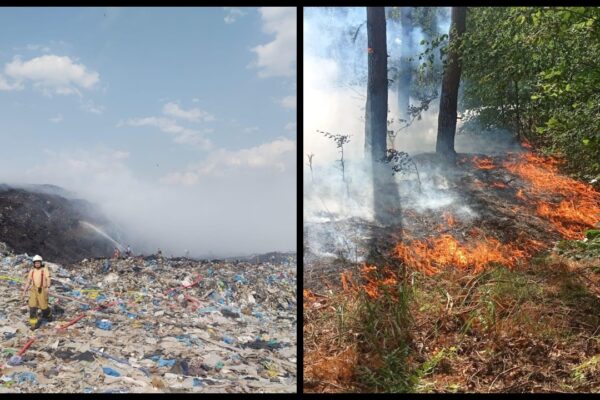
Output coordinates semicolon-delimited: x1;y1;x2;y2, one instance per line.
17;338;36;356
56;301;118;332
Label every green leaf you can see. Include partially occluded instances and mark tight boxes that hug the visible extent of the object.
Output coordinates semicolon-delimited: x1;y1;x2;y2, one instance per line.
582;138;590;145
585;229;600;240
546;116;559;128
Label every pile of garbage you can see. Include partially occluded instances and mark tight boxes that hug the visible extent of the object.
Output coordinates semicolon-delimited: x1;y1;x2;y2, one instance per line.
0;243;296;393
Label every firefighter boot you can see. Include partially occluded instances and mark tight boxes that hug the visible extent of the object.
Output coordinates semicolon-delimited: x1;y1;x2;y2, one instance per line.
41;307;53;322
29;307;41;330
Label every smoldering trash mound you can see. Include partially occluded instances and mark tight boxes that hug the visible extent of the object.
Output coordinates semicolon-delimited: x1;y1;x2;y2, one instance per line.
0;251;297;393
303;149;600;393
0;184;123;265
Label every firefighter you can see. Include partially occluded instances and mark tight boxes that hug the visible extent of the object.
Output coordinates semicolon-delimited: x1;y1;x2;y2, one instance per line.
22;255;52;330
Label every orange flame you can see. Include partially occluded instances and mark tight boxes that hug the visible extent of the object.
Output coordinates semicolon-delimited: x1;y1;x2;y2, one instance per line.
472;156;496;170
339;264;401;300
504;153;600;239
340;271;353;292
443;211;456;228
395;234;529;275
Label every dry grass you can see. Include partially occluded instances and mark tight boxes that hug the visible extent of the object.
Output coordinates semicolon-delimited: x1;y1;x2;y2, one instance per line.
304;253;600;393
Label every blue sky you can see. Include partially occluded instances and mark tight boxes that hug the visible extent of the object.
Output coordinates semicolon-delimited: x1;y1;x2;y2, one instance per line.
0;7;296;257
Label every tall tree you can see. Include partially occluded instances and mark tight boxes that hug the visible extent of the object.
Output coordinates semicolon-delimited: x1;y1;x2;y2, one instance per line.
397;7;413;122
364;7;388;163
435;7;467;162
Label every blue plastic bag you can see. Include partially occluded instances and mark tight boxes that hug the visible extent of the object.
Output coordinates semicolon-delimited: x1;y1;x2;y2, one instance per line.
193;378;203;387
15;372;37;384
102;366;121;377
96;319;113;330
157;358;175;368
223;336;235;345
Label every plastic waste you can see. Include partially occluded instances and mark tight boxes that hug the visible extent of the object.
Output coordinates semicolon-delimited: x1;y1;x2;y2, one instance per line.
102;366;121;377
15;371;37;384
96;319;113;330
192;378;203;387
157;358;176;368
8;355;22;366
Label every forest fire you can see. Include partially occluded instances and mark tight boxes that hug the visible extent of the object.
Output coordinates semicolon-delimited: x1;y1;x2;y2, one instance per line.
443;211;456;227
472;155;496;170
505;152;600;240
340;264;400;300
393;233;529;275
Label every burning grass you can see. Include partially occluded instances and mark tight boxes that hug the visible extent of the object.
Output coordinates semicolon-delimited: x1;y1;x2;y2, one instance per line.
393;150;600;277
504;152;600;240
471;156;496;170
394;233;531;275
304;148;600;393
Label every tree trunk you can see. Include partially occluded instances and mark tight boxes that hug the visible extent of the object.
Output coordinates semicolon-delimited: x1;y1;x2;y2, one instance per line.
397;7;413;122
365;7;402;228
435;7;467;163
365;7;388;163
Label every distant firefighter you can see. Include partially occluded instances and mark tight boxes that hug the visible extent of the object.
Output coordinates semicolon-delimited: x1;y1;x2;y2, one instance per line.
22;255;52;330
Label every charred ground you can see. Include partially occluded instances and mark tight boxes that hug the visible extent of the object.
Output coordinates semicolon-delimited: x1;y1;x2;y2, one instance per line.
304;149;600;393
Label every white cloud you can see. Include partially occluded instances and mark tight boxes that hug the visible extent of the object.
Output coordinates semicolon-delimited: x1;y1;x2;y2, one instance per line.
223;7;247;24
0;74;23;91
80;99;105;114
250;7;296;78
121;116;212;150
285;121;296;131
162;102;214;122
4;54;99;96
280;95;296;110
161;137;296;185
49;114;63;123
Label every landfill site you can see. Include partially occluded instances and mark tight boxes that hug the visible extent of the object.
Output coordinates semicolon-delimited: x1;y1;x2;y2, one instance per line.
0;242;297;393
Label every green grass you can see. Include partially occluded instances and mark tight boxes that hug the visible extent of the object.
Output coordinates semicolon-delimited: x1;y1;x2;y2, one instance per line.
572;355;600;385
352;270;415;393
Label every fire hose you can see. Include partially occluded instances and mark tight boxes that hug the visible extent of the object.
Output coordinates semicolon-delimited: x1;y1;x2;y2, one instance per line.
2;273;202;369
56;301;118;332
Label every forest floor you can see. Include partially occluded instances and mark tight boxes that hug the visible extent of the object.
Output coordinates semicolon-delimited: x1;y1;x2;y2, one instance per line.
303;150;600;393
304;251;600;393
